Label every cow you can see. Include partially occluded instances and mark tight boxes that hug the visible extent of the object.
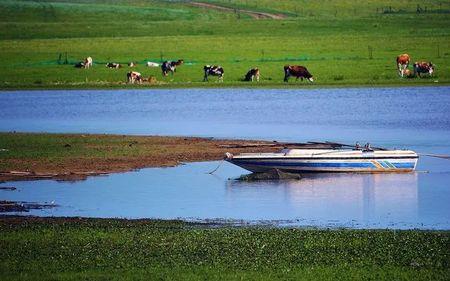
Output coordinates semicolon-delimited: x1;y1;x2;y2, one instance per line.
128;62;136;67
403;69;415;78
161;59;184;76
106;62;122;69
244;68;260;82
413;61;434;77
84;56;93;69
396;53;410;77
203;65;224;82
127;71;143;84
284;65;313;82
146;61;159;67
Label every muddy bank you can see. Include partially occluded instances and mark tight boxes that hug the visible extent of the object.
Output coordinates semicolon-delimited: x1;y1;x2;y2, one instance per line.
0;133;284;182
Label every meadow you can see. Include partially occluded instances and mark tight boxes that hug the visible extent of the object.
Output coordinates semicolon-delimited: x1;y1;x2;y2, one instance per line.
0;0;449;88
0;217;448;280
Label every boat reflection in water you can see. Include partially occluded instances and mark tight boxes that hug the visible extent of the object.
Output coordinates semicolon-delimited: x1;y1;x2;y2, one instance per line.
226;172;419;228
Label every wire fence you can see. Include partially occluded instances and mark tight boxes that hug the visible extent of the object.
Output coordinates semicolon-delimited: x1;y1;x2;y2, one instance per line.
16;54;385;67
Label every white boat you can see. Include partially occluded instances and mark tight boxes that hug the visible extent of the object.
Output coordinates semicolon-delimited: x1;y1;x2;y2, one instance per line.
225;144;418;173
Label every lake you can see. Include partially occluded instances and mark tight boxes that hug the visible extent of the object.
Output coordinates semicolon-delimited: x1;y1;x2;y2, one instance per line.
1;86;449;229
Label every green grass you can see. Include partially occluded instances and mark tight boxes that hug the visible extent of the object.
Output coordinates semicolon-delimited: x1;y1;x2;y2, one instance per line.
0;217;448;280
0;0;449;89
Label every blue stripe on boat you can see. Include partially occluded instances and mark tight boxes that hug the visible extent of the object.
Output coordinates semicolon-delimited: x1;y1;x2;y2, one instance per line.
391;163;415;168
233;161;416;169
234;161;377;168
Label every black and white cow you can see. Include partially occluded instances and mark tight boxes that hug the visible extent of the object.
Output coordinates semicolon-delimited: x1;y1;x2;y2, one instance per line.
106;62;122;69
161;59;184;76
203;65;224;82
244;68;260;82
127;71;142;84
413;61;434;77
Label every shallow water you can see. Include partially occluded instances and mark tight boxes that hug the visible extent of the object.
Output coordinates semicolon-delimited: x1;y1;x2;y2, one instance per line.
1;87;449;229
1;159;449;229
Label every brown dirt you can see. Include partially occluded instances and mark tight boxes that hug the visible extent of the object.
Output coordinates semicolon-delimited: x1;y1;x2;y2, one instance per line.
0;135;283;182
189;2;286;20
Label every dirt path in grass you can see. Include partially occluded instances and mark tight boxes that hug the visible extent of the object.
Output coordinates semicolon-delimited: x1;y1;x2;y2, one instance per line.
189;2;286;19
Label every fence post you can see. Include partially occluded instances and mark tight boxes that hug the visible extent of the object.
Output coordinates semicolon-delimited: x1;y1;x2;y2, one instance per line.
368;46;373;60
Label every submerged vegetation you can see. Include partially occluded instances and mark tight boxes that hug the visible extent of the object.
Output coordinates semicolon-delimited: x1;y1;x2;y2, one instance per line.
0;216;448;280
0;0;449;88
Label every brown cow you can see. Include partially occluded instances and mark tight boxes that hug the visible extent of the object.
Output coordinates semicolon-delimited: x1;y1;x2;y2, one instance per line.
413;61;434;77
396;53;410;77
244;68;260;82
284;65;313;82
403;69;415;78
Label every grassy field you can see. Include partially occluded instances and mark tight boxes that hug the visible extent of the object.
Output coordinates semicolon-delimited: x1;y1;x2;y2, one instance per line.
0;0;449;89
0;216;448;280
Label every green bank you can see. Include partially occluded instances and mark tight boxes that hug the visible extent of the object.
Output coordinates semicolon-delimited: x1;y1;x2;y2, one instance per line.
0;0;449;89
0;217;448;280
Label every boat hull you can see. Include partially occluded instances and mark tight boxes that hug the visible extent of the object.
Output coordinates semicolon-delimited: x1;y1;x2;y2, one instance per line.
227;157;418;173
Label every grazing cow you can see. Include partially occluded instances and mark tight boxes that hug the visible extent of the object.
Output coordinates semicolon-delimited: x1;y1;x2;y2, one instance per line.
146;61;159;67
84;57;93;69
396;53;410;77
127;71;142;84
203;65;224;82
106;62;122;69
283;65;313;82
413;61;434;77
128;62;136;67
161;59;184;76
403;69;415;78
244;68;260;82
74;62;85;68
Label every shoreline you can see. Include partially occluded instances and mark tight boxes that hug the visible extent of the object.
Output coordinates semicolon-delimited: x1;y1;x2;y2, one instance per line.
1;215;449;231
0;81;447;91
0;132;282;182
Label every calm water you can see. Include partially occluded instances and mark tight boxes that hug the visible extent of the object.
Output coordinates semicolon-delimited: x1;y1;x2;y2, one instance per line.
1;87;449;229
1;159;449;229
1;87;450;147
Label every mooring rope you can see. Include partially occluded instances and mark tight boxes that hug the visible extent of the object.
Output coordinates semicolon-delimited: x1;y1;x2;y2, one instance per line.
419;153;450;160
207;160;224;174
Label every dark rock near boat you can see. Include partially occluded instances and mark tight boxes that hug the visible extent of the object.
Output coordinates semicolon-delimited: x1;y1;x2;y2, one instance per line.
235;169;301;181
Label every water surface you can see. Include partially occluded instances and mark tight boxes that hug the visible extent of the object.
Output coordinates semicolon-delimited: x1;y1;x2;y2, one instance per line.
1;159;449;229
1;87;449;229
1;87;450;148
